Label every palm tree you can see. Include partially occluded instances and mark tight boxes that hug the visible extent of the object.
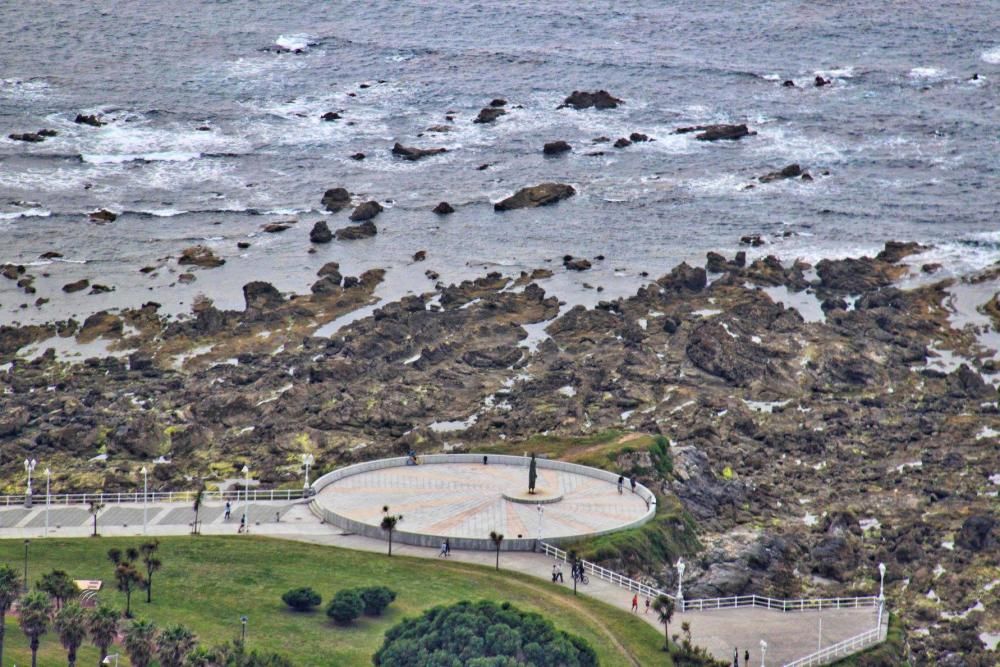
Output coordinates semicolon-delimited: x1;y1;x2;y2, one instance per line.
380;506;402;557
140;541;162;603
38;569;79;610
0;564;22;667
183;646;213;667
489;531;504;570
54;601;88;667
109;548;144;616
123;618;158;667
157;624;197;667
87;605;120;665
18;591;52;667
652;595;675;652
88;500;104;537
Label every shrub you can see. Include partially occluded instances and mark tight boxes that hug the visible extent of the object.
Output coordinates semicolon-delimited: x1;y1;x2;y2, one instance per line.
373;600;597;666
326;589;364;625
359;586;396;616
281;587;321;612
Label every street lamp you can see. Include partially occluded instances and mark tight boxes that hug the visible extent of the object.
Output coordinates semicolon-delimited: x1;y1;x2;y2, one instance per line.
24;458;36;507
44;468;51;537
676;559;685;611
23;539;29;592
760;639;767;666
242;465;250;534
141;466;149;535
877;562;887;632
240;615;248;644
302;453;315;490
102;653;119;666
536;504;544;544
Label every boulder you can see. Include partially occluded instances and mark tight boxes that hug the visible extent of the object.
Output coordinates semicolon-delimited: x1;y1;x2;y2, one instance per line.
782;80;795;87
309;220;333;243
425;125;453;133
815;75;831;87
349;200;383;222
433;202;454;215
74;113;106;127
489;98;507;107
40;251;63;259
320;111;341;121
350;152;365;161
262;222;292;233
559;90;623;110
956;515;996;552
179;245;225;268
876;241;929;263
0;406;29;437
494;183;576;211
697;124;753;141
629;132;650;142
243;281;284;311
237;241;250;249
563;256;591;271
810;536;858;582
740;235;765;247
310;275;341;294
335;220;377;240
413;250;427;262
613;137;631;148
759;164;803;183
37;129;57;137
317;261;341;278
543;140;571;155
8;132;44;142
321;187;351;212
391;142;448;160
79;311;123;339
89;209;117;222
474;107;506;124
62;279;90;293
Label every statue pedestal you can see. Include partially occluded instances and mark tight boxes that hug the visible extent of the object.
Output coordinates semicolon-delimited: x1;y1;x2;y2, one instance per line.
502;488;563;505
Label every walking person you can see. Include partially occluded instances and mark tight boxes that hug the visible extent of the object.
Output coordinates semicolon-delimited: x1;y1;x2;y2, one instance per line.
238;514;246;534
630;476;637;494
733;648;739;667
744;649;749;666
445;538;451;557
644;598;651;614
439;541;447;557
224;501;231;521
631;594;638;613
617;475;624;494
556;564;564;582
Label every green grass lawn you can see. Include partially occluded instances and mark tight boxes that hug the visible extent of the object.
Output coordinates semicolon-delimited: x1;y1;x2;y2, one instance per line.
0;536;671;666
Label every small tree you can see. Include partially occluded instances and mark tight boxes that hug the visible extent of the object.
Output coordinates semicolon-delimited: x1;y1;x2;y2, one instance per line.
358;587;396;616
489;531;504;570
89;500;104;537
380;506;403;557
87;605;120;665
38;569;79;610
326;590;364;624
652;595;675;652
0;564;22;667
18;591;52;667
54;601;88;667
123;618;158;667
157;623;197;667
281;587;322;612
140;540;162;603
109;549;145;617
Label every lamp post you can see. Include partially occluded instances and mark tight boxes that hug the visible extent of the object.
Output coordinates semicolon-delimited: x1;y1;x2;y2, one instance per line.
877;562;887;632
102;653;120;666
240;615;248;644
44;468;51;536
676;559;685;612
141;466;149;535
24;458;36;508
760;639;767;667
536;504;544;543
242;465;250;534
23;539;29;592
302;453;315;490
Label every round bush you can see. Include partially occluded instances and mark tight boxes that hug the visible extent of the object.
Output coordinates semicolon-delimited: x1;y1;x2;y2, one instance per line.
359;586;397;616
281;587;322;612
373;600;597;666
326;589;364;625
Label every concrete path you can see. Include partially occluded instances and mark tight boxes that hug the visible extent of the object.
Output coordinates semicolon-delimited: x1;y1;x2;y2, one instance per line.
0;500;878;665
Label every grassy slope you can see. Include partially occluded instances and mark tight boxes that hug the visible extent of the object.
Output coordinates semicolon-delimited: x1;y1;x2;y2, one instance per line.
830;614;911;666
0;536;670;667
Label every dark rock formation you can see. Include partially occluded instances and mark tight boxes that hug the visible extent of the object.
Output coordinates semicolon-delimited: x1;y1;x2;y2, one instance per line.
559;90;623;110
433;202;455;215
74;113;106;127
391;143;448;160
321;188;351;212
494;183;576;211
90;209;117;222
563;256;591;271
62;279;90;293
178;246;225;268
349;201;383;222
759;164;804;183
335;221;377;240
543;141;571;155
309;221;333;244
474;108;506;124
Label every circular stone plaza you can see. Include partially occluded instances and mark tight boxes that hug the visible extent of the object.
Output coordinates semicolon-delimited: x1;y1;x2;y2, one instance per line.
312;454;653;550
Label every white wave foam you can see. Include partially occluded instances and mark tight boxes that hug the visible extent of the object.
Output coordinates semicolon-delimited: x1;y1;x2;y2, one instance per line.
81;151;201;164
981;46;1000;64
275;34;314;51
140;208;188;217
910;67;945;78
816;66;855;79
0;208;51;220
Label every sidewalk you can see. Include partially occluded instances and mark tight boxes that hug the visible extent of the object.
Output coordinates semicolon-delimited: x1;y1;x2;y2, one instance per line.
0;500;878;665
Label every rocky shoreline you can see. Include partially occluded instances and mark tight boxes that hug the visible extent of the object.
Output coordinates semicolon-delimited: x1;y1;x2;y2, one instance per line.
1;243;997;663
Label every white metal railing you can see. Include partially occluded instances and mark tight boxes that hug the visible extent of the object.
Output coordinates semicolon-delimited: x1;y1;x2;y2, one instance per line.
539;542;880;614
0;488;310;507
782;605;889;667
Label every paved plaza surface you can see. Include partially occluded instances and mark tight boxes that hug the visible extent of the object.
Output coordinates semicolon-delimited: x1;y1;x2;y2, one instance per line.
0;497;879;665
315;461;649;540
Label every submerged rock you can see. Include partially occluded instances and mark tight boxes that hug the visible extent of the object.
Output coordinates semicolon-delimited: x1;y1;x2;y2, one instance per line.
74;113;106;127
335;220;377;240
391;143;448;160
543;140;571;155
433;202;455;215
494;183;576;211
178;245;225;268
62;279;90;293
474;107;506;124
759;164;804;183
89;209;117;222
559;90;623;110
321;187;351;212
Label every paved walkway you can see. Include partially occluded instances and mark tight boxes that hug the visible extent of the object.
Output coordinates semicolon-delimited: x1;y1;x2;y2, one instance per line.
0;499;878;665
315;461;649;540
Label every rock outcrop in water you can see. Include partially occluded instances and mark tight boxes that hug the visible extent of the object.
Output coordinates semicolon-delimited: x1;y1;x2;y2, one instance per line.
474;107;506;124
543;140;571;155
309;221;333;244
559;90;623;110
391;143;448;161
321;188;351;212
494;183;576;211
335;220;377;240
349;201;383;222
74;113;106;127
433;202;455;215
675;124;756;141
178;245;224;268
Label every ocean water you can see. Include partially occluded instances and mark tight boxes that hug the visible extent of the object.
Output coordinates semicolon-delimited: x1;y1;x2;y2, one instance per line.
1;0;998;325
